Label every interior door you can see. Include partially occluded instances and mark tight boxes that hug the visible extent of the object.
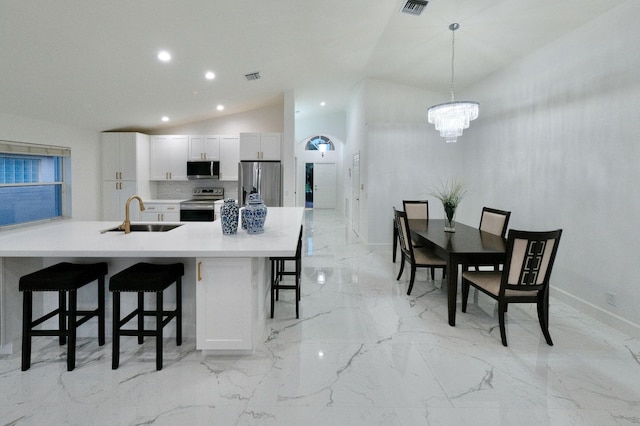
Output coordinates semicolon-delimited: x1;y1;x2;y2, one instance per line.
352;152;360;235
312;163;336;209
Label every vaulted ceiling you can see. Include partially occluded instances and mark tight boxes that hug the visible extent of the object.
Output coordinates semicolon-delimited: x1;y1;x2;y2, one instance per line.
0;0;625;132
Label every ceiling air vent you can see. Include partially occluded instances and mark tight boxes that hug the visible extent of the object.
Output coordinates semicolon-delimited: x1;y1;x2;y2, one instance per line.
244;72;261;81
401;0;428;16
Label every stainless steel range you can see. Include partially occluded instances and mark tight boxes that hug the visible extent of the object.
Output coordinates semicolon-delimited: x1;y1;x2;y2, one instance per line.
180;187;224;222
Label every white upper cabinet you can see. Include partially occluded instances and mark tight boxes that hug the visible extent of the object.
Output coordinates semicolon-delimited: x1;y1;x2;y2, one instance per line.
101;132;151;221
239;132;281;161
219;136;239;181
102;132;139;181
189;136;220;161
150;135;189;180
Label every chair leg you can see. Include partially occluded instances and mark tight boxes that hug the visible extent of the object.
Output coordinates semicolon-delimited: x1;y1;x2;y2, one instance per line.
461;279;469;313
406;264;416;295
22;291;33;371
112;292;120;370
176;279;182;346
392;223;398;263
295;261;300;319
396;258;405;281
58;290;66;346
498;301;508;346
137;292;144;345
270;260;276;318
537;291;553;346
297;256;302;301
156;291;163;371
67;290;77;371
98;277;105;346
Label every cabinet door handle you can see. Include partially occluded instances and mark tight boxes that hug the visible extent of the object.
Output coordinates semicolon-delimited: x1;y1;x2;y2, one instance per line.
197;261;202;281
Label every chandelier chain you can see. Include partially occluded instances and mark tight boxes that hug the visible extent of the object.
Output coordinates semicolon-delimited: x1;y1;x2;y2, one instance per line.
450;25;456;102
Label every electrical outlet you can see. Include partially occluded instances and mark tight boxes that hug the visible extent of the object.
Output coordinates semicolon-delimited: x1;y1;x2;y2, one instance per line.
606;292;616;306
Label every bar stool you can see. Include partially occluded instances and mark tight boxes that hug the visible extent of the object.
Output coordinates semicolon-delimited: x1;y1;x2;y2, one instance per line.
19;262;108;371
270;225;303;318
109;262;184;370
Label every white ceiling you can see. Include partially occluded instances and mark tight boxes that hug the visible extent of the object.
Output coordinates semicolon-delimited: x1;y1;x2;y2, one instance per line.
0;0;625;132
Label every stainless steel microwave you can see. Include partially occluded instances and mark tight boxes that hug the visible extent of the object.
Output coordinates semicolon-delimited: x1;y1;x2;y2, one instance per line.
187;161;220;179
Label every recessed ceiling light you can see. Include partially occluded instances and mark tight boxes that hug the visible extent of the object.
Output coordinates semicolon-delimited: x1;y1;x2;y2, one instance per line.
320;102;326;107
157;51;171;62
205;71;215;80
161;116;169;122
216;105;224;111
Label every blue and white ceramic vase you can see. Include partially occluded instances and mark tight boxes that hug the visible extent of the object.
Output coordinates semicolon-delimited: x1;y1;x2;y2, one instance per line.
220;198;239;235
243;193;267;234
240;207;247;230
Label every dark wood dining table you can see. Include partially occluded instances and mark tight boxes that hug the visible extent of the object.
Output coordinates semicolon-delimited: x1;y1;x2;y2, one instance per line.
408;219;507;326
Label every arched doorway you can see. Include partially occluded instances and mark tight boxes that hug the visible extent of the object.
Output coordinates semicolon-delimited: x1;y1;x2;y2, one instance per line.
304;135;336;209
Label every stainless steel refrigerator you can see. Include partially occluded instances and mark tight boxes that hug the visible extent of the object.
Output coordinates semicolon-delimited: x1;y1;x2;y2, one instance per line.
238;161;282;207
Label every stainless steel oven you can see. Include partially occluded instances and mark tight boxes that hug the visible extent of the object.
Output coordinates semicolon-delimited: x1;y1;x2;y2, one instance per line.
179;187;223;222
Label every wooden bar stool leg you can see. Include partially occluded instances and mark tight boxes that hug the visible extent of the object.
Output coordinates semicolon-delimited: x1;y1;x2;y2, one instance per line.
137;292;144;344
22;291;32;371
176;279;182;346
98;277;105;346
156;291;163;371
270;260;276;318
58;290;66;346
112;292;120;370
67;290;77;371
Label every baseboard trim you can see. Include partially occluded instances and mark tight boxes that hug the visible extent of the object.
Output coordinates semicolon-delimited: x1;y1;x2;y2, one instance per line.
552;287;640;340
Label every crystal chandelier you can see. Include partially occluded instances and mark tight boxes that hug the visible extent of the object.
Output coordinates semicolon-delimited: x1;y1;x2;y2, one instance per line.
427;23;479;143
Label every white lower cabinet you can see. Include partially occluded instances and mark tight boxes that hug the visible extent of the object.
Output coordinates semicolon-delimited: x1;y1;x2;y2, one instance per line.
139;202;180;222
196;258;255;350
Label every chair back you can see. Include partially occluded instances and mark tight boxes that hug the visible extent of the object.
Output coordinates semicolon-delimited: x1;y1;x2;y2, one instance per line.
403;200;428;220
501;229;562;295
393;208;413;259
479;207;511;237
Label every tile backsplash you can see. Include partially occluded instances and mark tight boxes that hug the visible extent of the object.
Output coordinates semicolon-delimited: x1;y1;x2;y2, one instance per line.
155;180;238;200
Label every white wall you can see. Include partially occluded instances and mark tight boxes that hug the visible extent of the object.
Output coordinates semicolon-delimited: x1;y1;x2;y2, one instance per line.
150;103;284;135
462;1;640;336
0;112;101;220
295;110;347;210
350;1;640;336
344;83;367;237
359;79;462;246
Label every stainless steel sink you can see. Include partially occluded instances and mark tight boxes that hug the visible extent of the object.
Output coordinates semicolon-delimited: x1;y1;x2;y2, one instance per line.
102;224;183;233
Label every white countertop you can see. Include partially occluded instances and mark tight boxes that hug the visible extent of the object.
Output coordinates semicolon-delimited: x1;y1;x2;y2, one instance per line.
0;207;304;258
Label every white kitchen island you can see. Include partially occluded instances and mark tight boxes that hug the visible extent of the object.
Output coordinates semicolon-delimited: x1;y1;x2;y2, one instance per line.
0;207;304;354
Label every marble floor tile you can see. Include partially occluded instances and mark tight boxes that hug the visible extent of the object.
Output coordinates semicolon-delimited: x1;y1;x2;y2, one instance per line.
1;209;640;425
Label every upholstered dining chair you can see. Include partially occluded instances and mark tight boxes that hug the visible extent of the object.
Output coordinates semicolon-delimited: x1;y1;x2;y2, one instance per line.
403;200;429;220
394;207;446;295
479;207;511;237
461;228;563;346
393;201;428;264
471;207;512;272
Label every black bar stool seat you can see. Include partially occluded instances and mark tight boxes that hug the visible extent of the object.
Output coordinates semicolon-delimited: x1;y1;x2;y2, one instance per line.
19;262;108;371
109;262;184;371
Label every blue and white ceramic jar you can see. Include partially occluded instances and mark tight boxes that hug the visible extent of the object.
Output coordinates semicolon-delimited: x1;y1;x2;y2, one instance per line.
243;193;267;234
220;198;239;235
